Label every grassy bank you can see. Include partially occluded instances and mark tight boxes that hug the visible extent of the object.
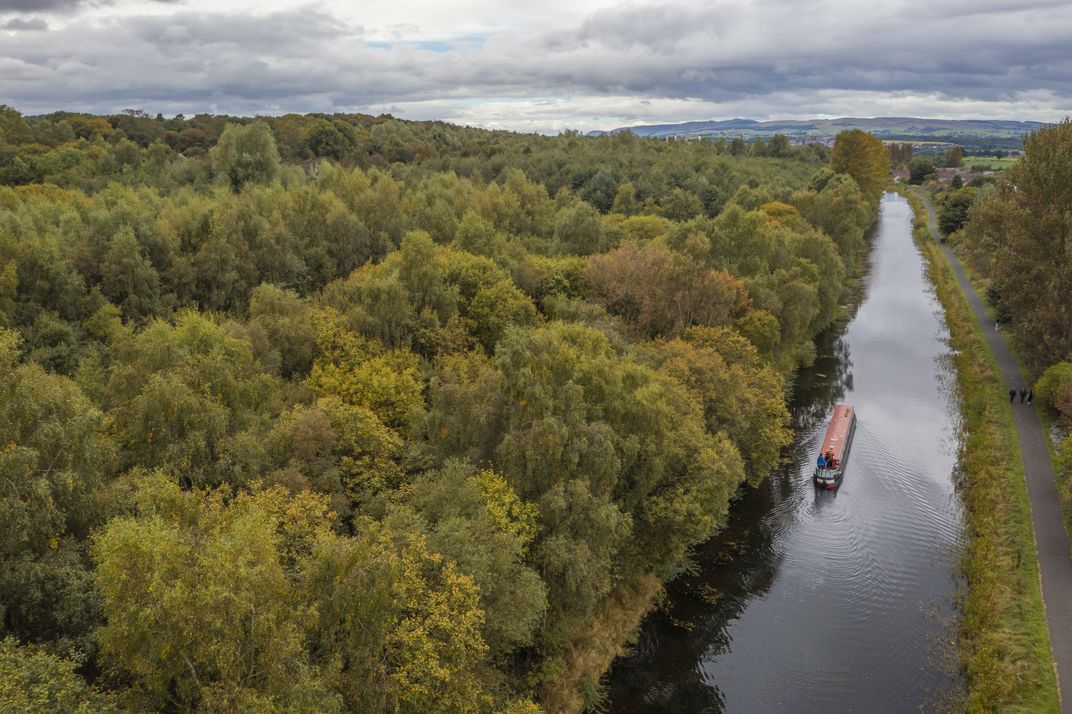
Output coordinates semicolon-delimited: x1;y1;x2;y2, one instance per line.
904;190;1059;712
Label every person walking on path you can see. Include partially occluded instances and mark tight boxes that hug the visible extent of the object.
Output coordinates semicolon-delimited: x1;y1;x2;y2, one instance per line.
1021;388;1028;404
1029;388;1035;405
1010;387;1017;402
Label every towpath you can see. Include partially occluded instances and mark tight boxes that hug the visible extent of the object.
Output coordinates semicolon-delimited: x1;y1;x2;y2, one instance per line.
916;190;1072;713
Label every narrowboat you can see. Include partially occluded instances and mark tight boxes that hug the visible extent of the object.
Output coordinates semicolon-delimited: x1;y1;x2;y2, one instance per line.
813;404;856;489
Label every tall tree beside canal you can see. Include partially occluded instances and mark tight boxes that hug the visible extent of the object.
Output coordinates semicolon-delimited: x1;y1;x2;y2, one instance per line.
831;129;891;205
960;119;1072;369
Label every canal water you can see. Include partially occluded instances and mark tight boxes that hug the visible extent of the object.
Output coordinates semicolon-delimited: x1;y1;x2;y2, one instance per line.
607;193;965;712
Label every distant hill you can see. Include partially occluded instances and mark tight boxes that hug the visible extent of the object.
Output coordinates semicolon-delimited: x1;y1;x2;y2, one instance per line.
588;116;1048;151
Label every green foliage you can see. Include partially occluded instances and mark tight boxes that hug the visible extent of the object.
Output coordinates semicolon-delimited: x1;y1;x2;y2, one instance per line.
269;396;404;515
100;225;163;321
960;120;1072;369
211;121;281;190
1036;362;1072;423
830;129;890;203
425;322;751;655
0;110;877;710
390;461;547;658
0;637;118;713
93;478;339;711
553;201;608;255
247;283;318;378
0;329;116;650
660;328;792;484
0;261;16;327
792;171;872;269
944;145;964;168
938;187;976;236
908;156;937;185
467;279;539;352
308;311;423;429
102;310;281;486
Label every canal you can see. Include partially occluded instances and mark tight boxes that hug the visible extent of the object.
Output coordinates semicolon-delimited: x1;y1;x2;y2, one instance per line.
607;193;965;712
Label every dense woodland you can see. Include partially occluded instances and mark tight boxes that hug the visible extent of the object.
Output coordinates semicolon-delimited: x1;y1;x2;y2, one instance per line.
0;107;885;712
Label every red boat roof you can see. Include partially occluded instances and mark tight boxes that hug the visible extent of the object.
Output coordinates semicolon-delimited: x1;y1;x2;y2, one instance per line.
819;404;855;461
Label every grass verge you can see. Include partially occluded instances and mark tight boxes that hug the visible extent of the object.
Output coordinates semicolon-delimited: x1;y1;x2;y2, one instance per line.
904;190;1059;712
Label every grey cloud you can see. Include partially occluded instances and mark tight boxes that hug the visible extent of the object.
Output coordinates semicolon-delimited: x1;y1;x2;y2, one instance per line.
0;0;81;11
3;16;47;29
0;1;1070;125
0;0;181;13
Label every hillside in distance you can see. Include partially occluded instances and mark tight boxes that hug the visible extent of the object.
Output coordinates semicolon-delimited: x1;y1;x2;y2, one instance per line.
591;116;1049;150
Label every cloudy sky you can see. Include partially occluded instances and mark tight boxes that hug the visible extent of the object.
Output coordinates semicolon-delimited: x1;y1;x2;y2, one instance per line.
2;0;1071;132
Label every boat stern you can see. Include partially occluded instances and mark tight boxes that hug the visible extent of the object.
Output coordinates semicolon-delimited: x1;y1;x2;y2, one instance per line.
813;467;842;489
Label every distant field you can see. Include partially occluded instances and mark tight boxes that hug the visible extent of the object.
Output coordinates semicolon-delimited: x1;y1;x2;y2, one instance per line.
963;156;1018;170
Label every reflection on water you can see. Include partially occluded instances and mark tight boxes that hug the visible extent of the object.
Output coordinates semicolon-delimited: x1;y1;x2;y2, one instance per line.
607;194;965;712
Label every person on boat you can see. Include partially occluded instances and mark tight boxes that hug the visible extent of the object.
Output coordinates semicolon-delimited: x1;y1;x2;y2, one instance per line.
825;449;835;465
817;454;827;469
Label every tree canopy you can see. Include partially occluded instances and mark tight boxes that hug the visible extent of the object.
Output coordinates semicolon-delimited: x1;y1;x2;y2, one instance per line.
831;129;891;204
0;108;881;710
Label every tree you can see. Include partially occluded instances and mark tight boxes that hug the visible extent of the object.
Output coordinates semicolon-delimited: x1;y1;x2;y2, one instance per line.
100;226;162;322
307;312;423;430
939;188;975;236
791;172;871;270
307;517;495;713
211;121;281;190
389;461;546;658
888;142;913;166
610;181;639;216
0;262;15;327
102;310;282;486
426;322;747;646
661;328;792;484
962;120;1072;367
307;118;356;160
0;638;119;713
660;187;704;221
908;157;936;185
0;330;116;652
553;201;607;255
587;243;749;337
466;279;538;352
247;284;318;378
583;168;618;212
93;478;340;712
0;106;33;145
268;396;403;513
454;210;504;259
944;145;964;168
830;129;890;204
1036;362;1072;423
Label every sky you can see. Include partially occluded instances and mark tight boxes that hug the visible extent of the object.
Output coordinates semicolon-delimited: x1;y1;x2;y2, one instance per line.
2;0;1071;133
